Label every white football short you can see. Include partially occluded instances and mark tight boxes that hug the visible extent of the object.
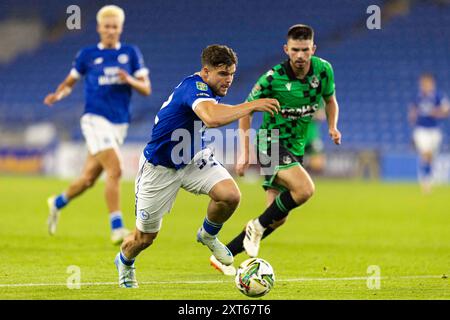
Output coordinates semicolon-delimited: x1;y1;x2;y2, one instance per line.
134;148;233;233
413;127;442;154
80;113;128;155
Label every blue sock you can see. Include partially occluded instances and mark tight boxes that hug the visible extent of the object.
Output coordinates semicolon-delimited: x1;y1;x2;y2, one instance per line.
421;162;432;178
119;251;134;266
110;211;124;230
54;193;69;210
202;217;223;236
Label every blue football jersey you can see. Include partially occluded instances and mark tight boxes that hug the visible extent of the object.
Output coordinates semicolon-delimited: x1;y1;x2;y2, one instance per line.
415;91;448;128
70;42;148;124
144;74;220;169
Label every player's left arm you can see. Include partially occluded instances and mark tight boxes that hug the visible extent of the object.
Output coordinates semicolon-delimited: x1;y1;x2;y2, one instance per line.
118;46;152;96
118;70;151;96
322;62;341;145
432;94;450;118
324;95;341;145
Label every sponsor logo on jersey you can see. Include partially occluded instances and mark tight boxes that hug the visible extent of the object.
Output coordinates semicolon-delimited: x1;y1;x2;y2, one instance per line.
94;57;103;65
310;75;320;88
196;92;211;97
196;81;208;91
118;54;129;64
281;103;319;119
98;67;124;85
285;82;292;91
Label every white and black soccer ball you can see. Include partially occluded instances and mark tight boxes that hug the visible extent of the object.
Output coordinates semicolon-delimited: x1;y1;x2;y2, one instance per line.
235;258;275;298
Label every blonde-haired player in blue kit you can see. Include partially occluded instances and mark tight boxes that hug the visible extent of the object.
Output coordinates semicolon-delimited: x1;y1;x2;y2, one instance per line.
408;73;450;194
43;5;151;244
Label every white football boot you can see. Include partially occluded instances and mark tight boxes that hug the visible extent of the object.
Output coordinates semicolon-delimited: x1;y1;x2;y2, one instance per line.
243;219;265;258
209;255;236;276
111;228;130;245
197;227;234;266
114;253;138;288
47;196;60;236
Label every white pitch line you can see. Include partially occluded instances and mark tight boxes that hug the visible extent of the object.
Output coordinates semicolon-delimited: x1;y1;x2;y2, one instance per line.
0;275;445;288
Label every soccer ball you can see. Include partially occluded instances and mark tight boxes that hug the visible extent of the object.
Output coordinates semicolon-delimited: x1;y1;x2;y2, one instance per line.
235;258;275;298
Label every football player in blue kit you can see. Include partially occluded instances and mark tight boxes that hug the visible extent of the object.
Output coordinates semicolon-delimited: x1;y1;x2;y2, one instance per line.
43;5;151;244
408;73;450;194
114;44;280;288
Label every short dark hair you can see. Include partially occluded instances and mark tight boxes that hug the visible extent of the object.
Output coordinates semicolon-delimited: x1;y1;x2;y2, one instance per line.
201;44;238;68
287;24;314;41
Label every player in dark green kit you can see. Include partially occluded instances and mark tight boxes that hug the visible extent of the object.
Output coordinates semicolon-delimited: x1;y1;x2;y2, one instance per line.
209;24;342;275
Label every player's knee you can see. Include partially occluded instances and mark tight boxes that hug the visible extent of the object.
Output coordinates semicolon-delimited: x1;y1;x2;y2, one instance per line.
421;153;433;163
224;190;241;210
302;182;315;200
291;181;315;203
82;175;97;188
107;166;122;181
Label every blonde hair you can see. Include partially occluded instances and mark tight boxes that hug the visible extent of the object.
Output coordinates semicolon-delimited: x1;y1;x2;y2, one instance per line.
96;5;125;25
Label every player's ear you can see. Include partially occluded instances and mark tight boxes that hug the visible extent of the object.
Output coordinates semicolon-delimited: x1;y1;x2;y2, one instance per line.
202;65;210;77
312;44;317;55
283;44;289;55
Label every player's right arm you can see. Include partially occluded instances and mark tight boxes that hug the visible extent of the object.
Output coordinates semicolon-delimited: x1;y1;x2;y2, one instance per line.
44;74;78;106
193;98;279;128
44;48;88;106
408;103;418;126
235;114;252;176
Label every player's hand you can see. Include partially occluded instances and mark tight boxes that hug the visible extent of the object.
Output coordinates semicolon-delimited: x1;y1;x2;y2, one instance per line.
329;127;341;145
251;99;280;117
118;69;132;84
44;93;58;106
235;154;250;177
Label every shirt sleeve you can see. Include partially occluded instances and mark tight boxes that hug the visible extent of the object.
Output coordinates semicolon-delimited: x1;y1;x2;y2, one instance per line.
185;80;217;110
130;46;149;78
70;49;87;79
322;62;335;98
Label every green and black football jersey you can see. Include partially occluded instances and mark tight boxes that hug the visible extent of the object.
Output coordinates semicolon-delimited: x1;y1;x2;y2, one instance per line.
247;56;335;156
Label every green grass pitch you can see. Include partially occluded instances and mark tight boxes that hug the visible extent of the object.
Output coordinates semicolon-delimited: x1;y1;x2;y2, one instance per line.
0;176;448;299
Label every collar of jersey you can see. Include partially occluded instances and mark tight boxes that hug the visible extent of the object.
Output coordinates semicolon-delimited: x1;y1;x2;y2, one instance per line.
282;59;314;83
97;42;122;50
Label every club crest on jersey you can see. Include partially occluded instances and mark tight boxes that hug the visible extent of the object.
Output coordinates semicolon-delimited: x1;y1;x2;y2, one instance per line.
251;84;261;96
94;57;103;65
309;75;320;88
285;82;292;91
196;81;208;91
139;210;150;221
118;54;129;64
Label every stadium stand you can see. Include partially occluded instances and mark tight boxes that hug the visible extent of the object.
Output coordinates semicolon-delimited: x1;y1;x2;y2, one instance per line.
0;0;448;154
